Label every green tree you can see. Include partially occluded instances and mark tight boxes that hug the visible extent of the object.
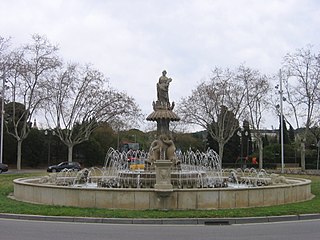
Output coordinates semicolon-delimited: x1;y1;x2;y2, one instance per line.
3;131;16;165
175;132;204;152
263;134;269;147
22;128;46;167
75;138;105;167
288;124;295;143
279;116;290;145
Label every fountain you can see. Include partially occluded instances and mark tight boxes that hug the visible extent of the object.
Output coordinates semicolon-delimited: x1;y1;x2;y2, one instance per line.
13;70;313;210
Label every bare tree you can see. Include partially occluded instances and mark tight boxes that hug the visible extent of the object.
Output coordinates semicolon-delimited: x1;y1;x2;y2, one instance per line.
0;36;11;165
178;67;247;164
282;46;320;170
45;63;141;162
239;65;271;169
5;34;61;170
0;36;11;68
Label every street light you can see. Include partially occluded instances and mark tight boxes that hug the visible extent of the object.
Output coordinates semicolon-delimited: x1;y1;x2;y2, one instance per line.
317;140;320;170
244;130;249;160
44;129;55;165
275;69;285;174
237;130;243;164
0;71;5;164
237;128;249;168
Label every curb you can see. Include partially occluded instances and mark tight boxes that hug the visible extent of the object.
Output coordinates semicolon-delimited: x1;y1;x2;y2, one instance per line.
1;213;320;225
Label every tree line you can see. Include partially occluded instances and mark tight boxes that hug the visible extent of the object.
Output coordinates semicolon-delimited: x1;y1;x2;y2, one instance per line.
0;34;141;170
1;35;320;170
177;45;320;170
3;118;319;170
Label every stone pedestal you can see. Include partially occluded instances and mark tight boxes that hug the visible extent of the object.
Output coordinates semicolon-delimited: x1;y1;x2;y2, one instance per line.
154;160;173;190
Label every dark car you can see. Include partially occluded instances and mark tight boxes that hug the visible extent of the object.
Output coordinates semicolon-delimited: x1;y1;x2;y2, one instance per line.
0;162;8;173
47;161;81;172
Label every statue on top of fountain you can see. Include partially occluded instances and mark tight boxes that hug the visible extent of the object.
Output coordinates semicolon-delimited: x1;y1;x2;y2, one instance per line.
157;70;172;104
152;70;176;111
146;70;181;168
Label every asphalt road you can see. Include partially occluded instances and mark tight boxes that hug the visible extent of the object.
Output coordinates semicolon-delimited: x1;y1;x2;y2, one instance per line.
1;218;320;240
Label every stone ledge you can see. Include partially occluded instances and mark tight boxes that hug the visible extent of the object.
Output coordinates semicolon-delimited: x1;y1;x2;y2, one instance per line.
1;213;320;225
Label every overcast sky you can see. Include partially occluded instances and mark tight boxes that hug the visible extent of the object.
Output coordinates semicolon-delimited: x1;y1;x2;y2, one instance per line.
1;0;320;131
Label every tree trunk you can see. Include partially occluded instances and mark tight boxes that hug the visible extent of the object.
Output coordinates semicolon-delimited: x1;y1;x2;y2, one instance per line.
17;140;22;171
258;139;263;170
68;145;73;163
301;141;306;171
218;143;224;169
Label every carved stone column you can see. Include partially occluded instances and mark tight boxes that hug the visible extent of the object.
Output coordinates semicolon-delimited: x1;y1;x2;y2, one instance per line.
154;160;173;191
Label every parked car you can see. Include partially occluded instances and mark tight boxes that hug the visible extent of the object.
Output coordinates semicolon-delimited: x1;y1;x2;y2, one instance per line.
0;162;8;173
47;161;81;172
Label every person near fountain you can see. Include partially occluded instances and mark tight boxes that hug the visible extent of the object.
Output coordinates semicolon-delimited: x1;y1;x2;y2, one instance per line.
157;70;172;103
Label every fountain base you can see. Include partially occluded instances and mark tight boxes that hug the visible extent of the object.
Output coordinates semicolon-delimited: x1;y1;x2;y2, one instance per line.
13;177;313;210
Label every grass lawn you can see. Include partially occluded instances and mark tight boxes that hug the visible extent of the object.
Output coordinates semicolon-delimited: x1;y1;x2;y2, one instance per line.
0;173;319;218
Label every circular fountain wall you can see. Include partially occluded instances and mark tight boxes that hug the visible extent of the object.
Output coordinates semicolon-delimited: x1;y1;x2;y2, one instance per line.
13;149;313;210
13;176;312;210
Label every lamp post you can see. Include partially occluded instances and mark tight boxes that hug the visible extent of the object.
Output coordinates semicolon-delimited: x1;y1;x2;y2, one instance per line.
316;140;320;170
275;69;285;173
0;71;5;164
44;130;55;165
237;130;243;164
244;130;249;160
238;128;249;169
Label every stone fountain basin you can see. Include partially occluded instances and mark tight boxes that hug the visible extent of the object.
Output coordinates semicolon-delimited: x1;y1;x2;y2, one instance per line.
13;177;312;210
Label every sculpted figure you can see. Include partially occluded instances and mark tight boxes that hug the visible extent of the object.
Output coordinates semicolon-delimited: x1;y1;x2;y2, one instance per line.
270;173;288;185
147;134;180;166
157;70;172;103
147;139;163;164
160;134;178;164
